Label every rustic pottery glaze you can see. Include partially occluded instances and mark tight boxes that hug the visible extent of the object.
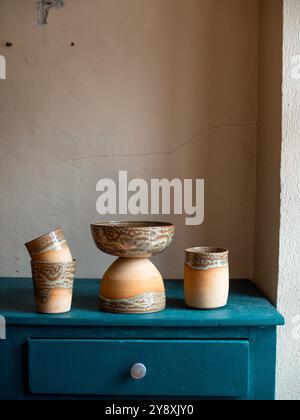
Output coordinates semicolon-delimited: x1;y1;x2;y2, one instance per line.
184;247;229;309
25;228;73;263
100;258;166;314
91;222;175;314
31;260;76;314
91;221;175;258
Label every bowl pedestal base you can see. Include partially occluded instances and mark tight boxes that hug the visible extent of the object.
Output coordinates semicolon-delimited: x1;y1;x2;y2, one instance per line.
99;258;166;314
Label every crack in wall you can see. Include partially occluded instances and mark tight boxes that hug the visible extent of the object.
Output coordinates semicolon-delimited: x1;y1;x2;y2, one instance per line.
37;0;65;25
21;123;256;166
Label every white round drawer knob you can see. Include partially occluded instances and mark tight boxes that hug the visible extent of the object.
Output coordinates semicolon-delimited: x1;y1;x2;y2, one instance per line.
130;363;147;380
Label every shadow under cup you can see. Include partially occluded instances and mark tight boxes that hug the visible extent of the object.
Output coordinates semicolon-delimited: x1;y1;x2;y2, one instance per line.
184;247;229;310
31;260;76;314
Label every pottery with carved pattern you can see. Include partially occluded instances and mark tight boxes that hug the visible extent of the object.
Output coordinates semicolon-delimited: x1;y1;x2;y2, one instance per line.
91;221;175;314
31;260;76;314
184;247;229;309
25;228;73;263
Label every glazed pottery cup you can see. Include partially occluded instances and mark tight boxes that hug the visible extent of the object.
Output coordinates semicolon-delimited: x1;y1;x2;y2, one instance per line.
31;260;76;314
25;228;73;263
184;247;229;309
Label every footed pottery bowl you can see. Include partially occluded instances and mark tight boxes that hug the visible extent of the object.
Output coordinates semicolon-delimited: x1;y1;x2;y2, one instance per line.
91;221;175;259
91;221;175;314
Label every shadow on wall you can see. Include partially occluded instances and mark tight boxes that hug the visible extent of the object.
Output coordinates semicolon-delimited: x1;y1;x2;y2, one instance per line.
254;0;283;304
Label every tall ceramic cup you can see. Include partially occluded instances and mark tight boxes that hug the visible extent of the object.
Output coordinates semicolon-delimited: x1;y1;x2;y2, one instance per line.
184;247;229;309
31;260;76;314
25;228;73;263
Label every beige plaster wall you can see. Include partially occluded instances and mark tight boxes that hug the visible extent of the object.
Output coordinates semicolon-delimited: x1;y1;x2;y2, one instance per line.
0;0;258;279
277;0;300;401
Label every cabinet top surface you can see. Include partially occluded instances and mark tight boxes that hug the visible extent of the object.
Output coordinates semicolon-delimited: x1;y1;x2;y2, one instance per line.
0;279;284;327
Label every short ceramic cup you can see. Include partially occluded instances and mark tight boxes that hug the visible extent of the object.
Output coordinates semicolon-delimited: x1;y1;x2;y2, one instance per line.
184;247;229;310
25;228;73;263
31;260;76;314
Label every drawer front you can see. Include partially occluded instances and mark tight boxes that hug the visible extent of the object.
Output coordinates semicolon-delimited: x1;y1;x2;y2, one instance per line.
28;339;249;397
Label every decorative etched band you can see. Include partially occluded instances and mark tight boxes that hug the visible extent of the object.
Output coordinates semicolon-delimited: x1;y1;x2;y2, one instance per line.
31;260;76;304
99;292;166;314
26;228;68;257
91;222;175;258
185;247;229;271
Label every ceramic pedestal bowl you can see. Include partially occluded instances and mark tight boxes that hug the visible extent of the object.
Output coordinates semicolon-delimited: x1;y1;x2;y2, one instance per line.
91;222;175;314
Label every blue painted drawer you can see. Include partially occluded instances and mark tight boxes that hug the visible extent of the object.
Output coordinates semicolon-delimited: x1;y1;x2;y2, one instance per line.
28;339;249;397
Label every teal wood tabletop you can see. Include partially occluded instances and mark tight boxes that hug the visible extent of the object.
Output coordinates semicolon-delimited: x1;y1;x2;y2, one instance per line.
0;279;284;328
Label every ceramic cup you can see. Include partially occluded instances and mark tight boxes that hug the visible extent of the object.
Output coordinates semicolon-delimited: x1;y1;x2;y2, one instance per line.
184;247;229;309
25;228;73;263
31;260;76;314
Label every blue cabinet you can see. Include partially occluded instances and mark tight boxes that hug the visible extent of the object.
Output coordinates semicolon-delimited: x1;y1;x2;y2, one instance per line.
0;279;284;400
28;339;249;397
